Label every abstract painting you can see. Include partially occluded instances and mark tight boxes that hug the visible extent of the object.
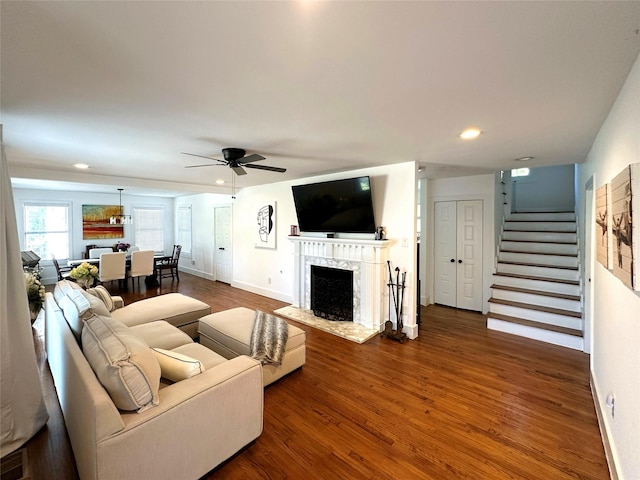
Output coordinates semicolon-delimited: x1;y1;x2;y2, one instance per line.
82;205;124;240
595;184;609;268
255;201;276;249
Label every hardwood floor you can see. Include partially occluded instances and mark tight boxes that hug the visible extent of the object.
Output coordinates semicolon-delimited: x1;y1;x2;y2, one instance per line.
22;274;608;479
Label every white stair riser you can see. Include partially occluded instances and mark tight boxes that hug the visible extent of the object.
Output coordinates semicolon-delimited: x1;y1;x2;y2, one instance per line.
491;288;581;312
508;212;576;222
501;241;578;255
489;303;582;330
499;252;578;267
502;231;577;243
505;221;576;232
497;263;580;281
487;319;583;351
492;275;580;296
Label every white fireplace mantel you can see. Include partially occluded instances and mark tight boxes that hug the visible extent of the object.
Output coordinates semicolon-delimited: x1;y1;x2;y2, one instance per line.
289;236;391;330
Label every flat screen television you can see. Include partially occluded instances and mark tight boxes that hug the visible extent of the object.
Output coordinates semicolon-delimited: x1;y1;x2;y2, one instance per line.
291;176;376;233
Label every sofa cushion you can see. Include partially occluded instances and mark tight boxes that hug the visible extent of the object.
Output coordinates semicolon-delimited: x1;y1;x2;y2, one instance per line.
58;288;111;341
86;285;116;312
81;314;160;412
111;293;210;333
53;279;82;305
152;348;205;382
129;321;194;350
171;343;229;370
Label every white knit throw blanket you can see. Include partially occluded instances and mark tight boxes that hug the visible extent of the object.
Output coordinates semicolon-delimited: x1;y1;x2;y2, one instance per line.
250;310;289;366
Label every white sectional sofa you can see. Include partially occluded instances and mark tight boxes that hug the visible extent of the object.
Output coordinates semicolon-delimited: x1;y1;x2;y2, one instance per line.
45;280;264;480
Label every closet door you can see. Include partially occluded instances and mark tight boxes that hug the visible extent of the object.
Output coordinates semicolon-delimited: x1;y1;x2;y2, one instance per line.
434;200;483;311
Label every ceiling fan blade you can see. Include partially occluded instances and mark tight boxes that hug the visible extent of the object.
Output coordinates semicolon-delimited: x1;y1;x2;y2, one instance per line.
232;166;247;175
184;163;226;169
182;152;225;163
240;153;266;164
244;163;287;173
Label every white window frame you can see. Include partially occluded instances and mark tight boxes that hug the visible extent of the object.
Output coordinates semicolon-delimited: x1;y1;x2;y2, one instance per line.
177;205;192;256
133;206;165;253
511;167;530;178
23;202;71;260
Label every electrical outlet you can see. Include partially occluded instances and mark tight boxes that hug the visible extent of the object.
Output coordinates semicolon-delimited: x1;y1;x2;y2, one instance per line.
402;238;408;247
191;260;195;265
268;277;271;285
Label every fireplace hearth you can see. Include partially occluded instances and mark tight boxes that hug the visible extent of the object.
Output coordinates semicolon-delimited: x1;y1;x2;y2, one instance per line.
311;265;353;321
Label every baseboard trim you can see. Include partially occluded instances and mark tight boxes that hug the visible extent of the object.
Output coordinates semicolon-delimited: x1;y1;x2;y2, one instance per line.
231;280;293;304
179;266;214;281
591;372;617;480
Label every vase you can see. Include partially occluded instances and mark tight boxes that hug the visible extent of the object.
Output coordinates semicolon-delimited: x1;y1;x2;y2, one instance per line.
76;277;93;289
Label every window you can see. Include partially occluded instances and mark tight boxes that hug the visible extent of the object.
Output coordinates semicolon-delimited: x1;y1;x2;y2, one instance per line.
176;205;192;256
511;167;530;177
133;207;165;252
23;203;71;260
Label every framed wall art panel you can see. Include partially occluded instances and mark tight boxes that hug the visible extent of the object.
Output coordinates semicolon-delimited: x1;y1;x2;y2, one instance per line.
82;205;124;240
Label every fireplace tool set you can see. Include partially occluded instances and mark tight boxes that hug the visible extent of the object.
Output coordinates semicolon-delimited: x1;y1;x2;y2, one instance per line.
381;260;407;343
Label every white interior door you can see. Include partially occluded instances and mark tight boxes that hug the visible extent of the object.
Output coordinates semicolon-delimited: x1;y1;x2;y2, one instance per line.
434;200;483;311
434;201;457;307
214;205;232;284
456;200;483;311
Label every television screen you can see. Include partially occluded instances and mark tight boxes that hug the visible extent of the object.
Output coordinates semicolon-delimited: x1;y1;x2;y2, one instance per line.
291;176;376;233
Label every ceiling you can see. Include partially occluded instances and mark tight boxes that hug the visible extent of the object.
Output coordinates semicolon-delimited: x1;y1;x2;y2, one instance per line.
2;1;640;198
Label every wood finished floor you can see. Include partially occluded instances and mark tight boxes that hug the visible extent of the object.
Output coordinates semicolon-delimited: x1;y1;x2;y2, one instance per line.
23;273;608;479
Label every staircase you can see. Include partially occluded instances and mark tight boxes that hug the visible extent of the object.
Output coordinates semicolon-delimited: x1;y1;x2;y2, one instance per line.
487;212;584;350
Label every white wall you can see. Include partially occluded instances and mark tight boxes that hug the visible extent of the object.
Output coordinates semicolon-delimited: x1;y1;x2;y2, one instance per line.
578;52;640;479
512;164;575;212
174;193;230;280
13;188;174;284
426;174;496;314
231;161;420;336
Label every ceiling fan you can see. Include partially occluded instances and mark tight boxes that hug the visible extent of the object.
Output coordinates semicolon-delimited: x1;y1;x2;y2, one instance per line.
182;148;286;176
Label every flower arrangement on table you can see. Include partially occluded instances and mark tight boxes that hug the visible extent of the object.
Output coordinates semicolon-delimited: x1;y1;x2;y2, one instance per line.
70;262;99;288
25;271;46;322
115;242;130;252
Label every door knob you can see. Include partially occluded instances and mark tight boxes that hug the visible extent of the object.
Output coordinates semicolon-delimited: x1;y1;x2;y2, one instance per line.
450;258;455;263
458;259;462;263
219;247;225;251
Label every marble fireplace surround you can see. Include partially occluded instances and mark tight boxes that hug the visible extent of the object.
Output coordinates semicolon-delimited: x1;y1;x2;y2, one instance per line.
289;237;391;331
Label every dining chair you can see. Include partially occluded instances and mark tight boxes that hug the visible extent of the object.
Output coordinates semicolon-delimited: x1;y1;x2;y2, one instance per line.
52;257;72;281
128;250;154;290
89;247;114;259
98;252;126;286
156;245;182;284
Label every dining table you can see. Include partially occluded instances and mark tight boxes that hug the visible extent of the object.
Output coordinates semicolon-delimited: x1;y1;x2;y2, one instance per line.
67;253;170;287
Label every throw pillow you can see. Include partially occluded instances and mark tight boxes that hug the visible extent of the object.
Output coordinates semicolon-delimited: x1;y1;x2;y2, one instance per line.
152;348;205;382
82;314;160;412
86;285;115;312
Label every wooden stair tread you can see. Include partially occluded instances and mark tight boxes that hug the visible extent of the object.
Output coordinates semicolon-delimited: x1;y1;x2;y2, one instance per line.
488;313;583;337
504;229;577;234
498;260;579;271
500;249;577;258
501;239;577;245
492;272;580;286
488;297;582;318
490;284;580;301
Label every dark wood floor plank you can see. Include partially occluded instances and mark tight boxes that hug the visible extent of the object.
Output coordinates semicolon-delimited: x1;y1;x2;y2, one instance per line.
17;274;608;480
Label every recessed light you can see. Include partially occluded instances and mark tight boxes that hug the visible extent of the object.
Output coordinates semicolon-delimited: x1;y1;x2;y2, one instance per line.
460;128;482;140
73;163;90;169
215;179;225;185
515;156;534;162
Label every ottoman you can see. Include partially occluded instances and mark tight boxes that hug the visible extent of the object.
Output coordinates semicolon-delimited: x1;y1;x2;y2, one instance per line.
198;307;306;386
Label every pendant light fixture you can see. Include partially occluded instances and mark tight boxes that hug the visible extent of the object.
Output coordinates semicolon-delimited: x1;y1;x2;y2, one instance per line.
110;188;133;225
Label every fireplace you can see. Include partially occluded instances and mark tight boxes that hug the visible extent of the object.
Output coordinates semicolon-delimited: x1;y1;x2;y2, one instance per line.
289;236;390;331
311;266;353;321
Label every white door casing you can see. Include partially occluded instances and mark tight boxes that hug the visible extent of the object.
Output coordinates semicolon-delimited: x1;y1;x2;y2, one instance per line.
214;205;232;284
434;200;483;311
